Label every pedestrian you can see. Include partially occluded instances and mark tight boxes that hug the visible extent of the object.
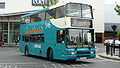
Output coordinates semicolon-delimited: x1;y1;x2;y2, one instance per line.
0;40;3;46
15;39;18;45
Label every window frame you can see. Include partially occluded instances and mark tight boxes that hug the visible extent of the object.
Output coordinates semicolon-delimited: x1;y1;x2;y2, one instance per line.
38;12;46;21
56;5;66;19
57;30;65;44
46;9;56;20
0;2;5;9
37;34;44;43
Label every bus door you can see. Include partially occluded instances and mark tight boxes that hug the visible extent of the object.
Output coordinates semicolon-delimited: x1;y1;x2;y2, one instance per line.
53;30;66;58
55;30;66;54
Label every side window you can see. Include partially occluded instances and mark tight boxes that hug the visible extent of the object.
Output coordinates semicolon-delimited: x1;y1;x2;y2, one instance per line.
24;17;30;24
29;35;32;42
19;35;21;40
56;6;65;18
22;35;25;41
46;9;56;19
25;35;30;42
37;34;44;43
21;18;25;24
38;12;45;21
30;34;37;42
57;30;65;44
33;34;37;42
31;14;39;23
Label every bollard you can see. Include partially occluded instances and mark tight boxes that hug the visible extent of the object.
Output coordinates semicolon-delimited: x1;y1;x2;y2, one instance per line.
111;44;113;56
119;44;120;57
106;44;109;55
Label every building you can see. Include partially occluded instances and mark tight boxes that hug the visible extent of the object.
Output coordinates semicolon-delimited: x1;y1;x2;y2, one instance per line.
104;4;120;40
105;23;120;39
0;0;104;45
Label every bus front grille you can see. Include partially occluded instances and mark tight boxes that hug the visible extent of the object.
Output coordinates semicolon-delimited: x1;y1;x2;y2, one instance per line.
77;51;90;54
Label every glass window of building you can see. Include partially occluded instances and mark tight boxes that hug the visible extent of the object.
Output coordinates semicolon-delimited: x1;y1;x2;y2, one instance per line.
10;22;20;43
0;22;8;43
0;2;5;9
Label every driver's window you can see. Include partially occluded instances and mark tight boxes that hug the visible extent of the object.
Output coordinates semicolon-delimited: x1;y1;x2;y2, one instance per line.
57;30;65;44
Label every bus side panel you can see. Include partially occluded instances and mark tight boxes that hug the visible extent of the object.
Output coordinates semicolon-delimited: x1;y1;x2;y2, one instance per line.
19;35;25;53
19;41;25;53
44;27;67;60
41;29;56;58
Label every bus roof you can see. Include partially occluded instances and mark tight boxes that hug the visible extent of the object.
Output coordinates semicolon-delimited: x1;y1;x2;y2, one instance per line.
21;8;49;18
21;2;92;18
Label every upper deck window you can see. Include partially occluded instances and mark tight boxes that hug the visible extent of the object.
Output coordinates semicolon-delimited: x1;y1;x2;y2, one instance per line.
66;3;92;19
66;3;81;17
20;3;93;24
46;9;56;19
31;14;39;23
25;17;31;24
56;6;66;18
0;2;5;9
38;12;45;21
82;5;92;18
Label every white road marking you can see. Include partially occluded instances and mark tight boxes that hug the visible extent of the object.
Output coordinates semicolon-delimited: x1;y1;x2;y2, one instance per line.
43;64;47;68
0;62;44;64
76;64;82;67
81;64;88;67
71;65;76;67
52;64;57;68
57;64;64;68
64;64;70;67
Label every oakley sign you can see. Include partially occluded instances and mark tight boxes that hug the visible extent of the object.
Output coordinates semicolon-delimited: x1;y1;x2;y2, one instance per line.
32;0;49;6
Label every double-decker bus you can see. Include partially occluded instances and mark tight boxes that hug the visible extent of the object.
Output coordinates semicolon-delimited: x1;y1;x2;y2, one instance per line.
19;3;96;61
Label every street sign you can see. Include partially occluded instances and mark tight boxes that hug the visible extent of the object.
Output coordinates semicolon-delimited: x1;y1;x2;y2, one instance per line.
111;25;117;54
111;25;117;31
32;0;49;6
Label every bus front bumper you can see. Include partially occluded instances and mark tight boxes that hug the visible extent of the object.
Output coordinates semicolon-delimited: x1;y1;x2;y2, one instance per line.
64;54;96;60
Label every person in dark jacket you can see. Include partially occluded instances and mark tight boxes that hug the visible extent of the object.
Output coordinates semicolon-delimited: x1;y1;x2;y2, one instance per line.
15;39;18;45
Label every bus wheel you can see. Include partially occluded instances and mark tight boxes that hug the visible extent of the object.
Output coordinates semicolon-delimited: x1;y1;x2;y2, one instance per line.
24;46;29;56
69;59;76;62
47;49;53;61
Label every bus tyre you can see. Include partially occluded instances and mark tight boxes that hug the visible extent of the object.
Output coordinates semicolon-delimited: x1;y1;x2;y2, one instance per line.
24;46;29;56
48;49;53;61
69;59;76;62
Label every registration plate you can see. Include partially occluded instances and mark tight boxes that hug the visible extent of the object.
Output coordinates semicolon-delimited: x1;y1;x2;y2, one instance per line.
80;57;87;59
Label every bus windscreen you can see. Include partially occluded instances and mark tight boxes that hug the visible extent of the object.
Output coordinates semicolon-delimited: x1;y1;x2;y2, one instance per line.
66;29;94;48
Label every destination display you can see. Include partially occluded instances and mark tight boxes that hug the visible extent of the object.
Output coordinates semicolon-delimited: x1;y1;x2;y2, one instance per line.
71;18;92;28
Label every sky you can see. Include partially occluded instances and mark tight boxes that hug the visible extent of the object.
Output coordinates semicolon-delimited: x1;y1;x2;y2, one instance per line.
105;0;120;4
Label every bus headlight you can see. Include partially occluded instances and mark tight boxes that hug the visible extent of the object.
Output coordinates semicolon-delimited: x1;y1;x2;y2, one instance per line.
71;52;75;55
67;52;75;55
91;51;96;54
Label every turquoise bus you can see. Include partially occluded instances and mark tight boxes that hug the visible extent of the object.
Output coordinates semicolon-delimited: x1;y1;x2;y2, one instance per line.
19;3;96;61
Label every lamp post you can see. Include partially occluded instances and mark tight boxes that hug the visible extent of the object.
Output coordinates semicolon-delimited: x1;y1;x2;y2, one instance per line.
111;25;117;55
